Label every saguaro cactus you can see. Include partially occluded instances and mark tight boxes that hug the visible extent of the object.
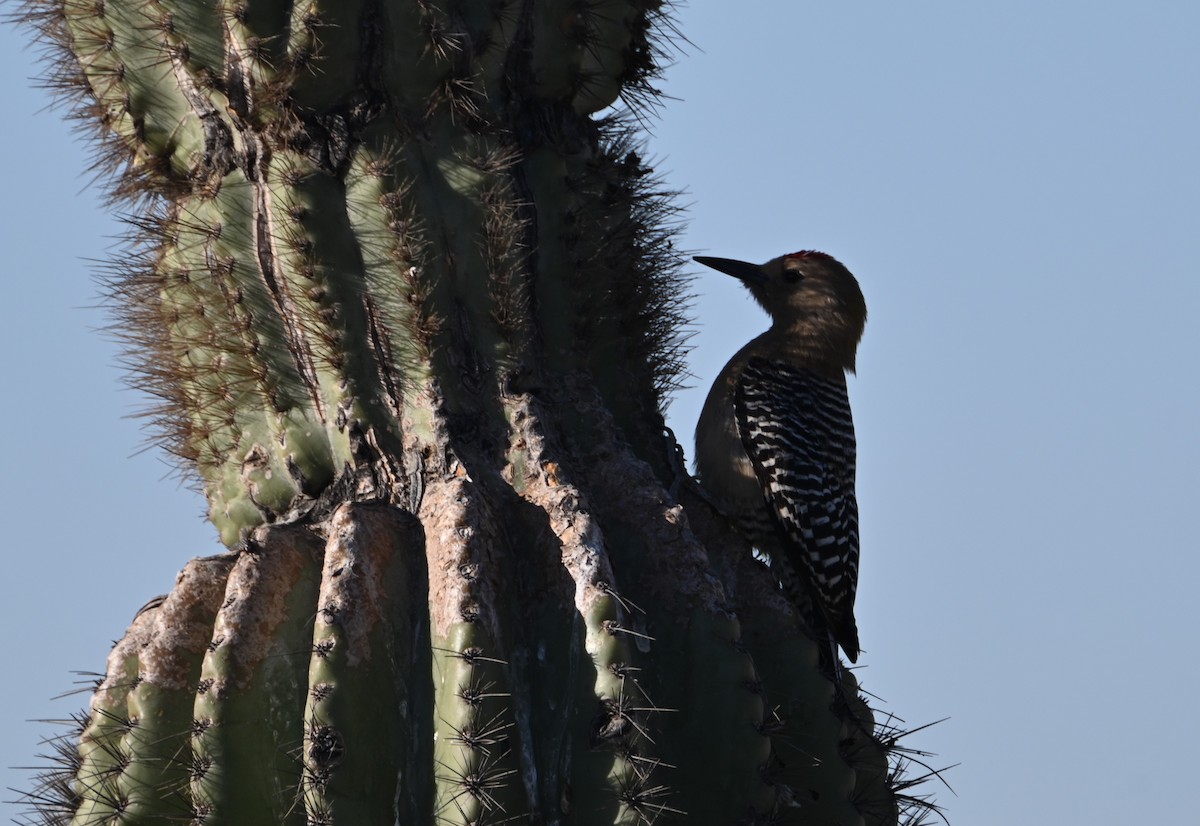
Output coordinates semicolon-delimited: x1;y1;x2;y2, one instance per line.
16;1;940;824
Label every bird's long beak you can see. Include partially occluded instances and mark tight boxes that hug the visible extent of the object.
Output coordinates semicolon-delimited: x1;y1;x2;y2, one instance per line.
694;256;768;287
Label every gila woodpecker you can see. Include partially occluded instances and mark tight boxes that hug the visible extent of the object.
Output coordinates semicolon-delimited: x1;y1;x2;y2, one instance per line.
694;251;866;663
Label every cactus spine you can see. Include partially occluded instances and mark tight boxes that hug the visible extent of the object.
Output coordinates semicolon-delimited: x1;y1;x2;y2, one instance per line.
15;0;941;823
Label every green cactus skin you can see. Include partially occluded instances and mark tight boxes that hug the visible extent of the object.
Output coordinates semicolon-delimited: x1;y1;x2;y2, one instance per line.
15;0;943;823
190;526;323;824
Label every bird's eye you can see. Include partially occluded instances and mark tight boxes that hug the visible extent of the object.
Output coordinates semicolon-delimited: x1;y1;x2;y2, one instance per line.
783;269;804;284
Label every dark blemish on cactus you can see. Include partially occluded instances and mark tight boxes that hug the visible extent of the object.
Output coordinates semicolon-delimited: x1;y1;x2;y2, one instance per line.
307;724;345;770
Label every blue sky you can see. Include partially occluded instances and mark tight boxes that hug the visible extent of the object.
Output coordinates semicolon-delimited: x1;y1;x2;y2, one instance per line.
2;3;1197;823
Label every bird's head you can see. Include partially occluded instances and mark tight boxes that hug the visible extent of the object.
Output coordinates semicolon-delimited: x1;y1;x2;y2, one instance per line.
695;250;867;367
695;251;865;325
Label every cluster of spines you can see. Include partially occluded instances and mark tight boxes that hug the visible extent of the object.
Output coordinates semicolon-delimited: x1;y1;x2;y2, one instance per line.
432;637;521;824
473;123;693;484
301;507;430;823
578;592;677;825
581;586;777;823
583;118;692;399
341;137;433;423
842;687;949;826
13;706;89;825
30;556;235;825
106;174;348;542
420;478;525;825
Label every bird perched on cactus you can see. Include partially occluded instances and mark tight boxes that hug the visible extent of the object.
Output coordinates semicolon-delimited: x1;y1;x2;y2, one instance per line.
10;0;940;818
694;250;866;662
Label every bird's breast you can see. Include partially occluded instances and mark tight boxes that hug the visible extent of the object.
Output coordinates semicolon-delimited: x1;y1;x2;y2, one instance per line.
694;357;770;521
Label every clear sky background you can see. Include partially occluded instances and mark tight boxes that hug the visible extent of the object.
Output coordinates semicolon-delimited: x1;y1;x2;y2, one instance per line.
1;3;1197;823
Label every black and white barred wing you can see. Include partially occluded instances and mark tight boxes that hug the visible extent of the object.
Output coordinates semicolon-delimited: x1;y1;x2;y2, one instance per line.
734;357;861;627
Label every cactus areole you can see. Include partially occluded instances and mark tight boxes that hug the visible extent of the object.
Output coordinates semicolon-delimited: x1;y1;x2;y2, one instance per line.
16;0;940;823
